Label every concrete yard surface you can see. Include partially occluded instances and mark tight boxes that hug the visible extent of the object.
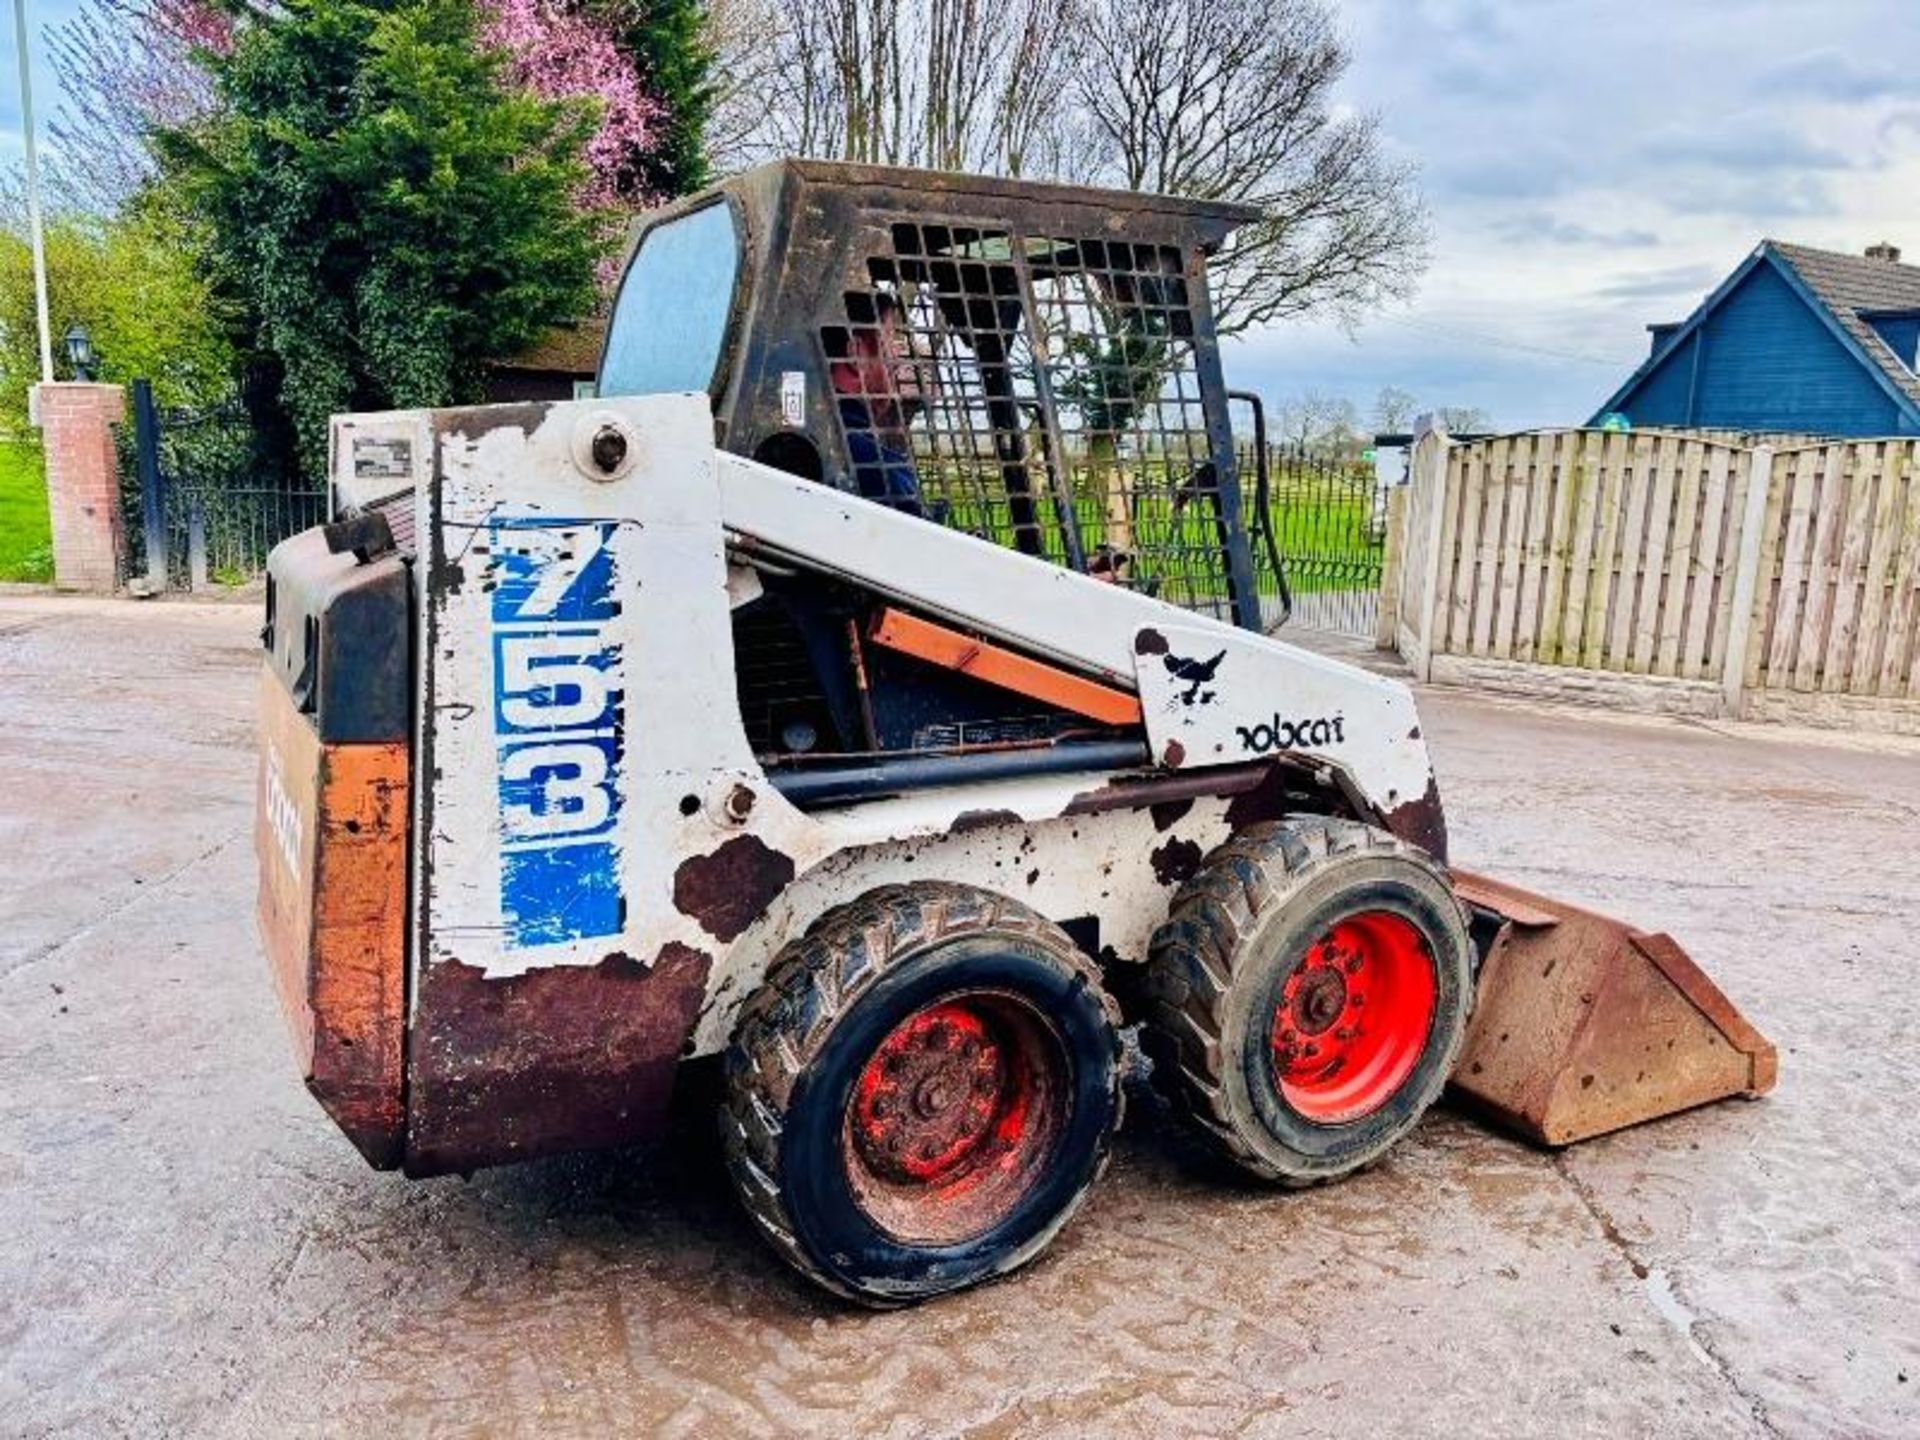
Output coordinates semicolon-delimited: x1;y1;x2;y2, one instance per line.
1;594;1915;1437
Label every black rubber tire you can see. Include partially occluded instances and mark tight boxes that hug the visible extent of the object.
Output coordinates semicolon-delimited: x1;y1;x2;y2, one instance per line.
721;882;1125;1306
1142;817;1473;1185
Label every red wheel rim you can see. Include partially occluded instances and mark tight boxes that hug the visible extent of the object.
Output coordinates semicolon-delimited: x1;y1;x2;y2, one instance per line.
844;992;1066;1245
1270;910;1437;1124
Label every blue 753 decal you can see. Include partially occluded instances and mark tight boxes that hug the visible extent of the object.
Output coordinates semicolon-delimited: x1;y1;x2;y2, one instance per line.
486;519;624;947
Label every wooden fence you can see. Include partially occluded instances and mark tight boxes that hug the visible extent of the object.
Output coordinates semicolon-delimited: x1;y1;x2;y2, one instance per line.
1392;425;1920;733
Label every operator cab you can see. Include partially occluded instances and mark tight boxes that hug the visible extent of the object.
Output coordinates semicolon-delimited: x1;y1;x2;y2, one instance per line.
598;161;1290;771
599;160;1284;624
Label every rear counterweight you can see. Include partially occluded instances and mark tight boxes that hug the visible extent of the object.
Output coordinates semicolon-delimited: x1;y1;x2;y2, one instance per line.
256;526;412;1168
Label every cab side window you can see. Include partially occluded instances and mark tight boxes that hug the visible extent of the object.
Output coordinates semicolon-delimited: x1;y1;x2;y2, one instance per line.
599;202;740;397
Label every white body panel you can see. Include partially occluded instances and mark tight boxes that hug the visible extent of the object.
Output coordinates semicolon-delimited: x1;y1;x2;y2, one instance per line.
717;453;1431;803
360;394;1440;1057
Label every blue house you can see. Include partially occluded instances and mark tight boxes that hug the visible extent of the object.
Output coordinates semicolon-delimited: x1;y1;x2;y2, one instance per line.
1592;240;1920;436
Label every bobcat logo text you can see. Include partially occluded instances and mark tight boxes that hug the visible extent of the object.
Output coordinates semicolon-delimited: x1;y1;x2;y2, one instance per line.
1237;713;1346;755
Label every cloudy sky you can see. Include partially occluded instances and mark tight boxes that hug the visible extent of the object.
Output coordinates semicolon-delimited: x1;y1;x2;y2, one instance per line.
0;0;86;175
5;0;1918;431
1224;0;1920;429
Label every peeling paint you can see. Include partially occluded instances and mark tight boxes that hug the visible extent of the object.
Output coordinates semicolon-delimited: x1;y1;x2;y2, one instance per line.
950;808;1025;834
1384;775;1449;863
1149;835;1203;886
1221;764;1293;830
673;834;798;941
434;401;551;442
1148;797;1193;831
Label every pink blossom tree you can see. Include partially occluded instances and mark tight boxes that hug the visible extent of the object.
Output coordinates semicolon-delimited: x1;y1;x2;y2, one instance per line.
478;0;666;210
50;0;667;217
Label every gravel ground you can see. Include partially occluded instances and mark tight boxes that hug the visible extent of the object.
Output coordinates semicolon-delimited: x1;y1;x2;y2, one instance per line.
1;594;1915;1438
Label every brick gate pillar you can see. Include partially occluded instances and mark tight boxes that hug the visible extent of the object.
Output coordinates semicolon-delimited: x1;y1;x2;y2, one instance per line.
31;382;129;593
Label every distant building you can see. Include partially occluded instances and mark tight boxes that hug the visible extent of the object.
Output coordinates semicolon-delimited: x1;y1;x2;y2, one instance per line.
1592;240;1920;437
486;319;607;403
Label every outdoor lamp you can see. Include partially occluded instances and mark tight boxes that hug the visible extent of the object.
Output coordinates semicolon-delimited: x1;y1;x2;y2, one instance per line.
63;323;95;381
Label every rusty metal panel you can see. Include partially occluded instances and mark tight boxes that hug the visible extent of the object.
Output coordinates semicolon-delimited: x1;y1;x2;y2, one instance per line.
256;664;409;1167
1450;870;1777;1146
404;946;711;1177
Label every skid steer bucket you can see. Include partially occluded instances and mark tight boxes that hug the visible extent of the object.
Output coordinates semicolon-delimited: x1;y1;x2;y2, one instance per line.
1449;872;1776;1146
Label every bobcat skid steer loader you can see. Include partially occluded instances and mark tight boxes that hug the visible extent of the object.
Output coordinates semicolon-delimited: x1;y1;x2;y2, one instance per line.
256;162;1774;1304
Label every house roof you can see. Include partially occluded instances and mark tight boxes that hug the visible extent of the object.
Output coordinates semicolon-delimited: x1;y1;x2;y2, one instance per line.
1768;240;1920;412
1593;240;1920;426
494;319;608;378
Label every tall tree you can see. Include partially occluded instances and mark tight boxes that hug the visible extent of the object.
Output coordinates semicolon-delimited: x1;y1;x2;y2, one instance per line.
730;0;1084;177
1372;385;1416;434
157;0;612;474
482;0;666;207
1275;390;1360;452
0;201;235;429
730;0;1425;335
703;0;786;174
593;0;717;195
1435;405;1491;434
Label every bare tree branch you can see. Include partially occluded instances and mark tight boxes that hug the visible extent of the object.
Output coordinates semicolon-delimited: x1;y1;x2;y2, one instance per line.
1071;0;1427;335
721;0;1082;175
722;0;1425;336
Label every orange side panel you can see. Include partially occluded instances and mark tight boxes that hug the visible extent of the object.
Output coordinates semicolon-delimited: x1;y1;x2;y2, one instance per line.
256;665;409;1168
868;607;1144;727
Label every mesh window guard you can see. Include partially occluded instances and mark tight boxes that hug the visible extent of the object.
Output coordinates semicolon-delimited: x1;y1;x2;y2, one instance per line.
822;222;1239;619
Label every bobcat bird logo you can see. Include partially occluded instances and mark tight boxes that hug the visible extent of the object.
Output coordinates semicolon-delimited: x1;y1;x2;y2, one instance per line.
1163;649;1226;706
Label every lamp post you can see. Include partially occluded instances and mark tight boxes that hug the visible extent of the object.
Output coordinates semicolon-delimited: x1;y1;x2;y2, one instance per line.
12;0;54;387
63;324;96;382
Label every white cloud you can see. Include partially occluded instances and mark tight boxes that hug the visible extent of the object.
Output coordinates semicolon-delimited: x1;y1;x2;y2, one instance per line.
1217;0;1920;430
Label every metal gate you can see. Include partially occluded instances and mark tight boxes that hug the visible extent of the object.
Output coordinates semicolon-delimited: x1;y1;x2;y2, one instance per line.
122;380;327;590
1244;440;1389;636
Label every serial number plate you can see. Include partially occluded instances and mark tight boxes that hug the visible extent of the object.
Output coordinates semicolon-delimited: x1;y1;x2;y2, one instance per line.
352;435;414;481
487;518;624;947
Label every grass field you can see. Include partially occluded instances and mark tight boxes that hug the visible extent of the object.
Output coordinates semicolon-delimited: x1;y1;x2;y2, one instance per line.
936;472;1379;604
0;441;52;584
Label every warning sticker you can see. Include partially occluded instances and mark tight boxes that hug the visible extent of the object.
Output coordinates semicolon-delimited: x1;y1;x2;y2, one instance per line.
779;371;806;428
